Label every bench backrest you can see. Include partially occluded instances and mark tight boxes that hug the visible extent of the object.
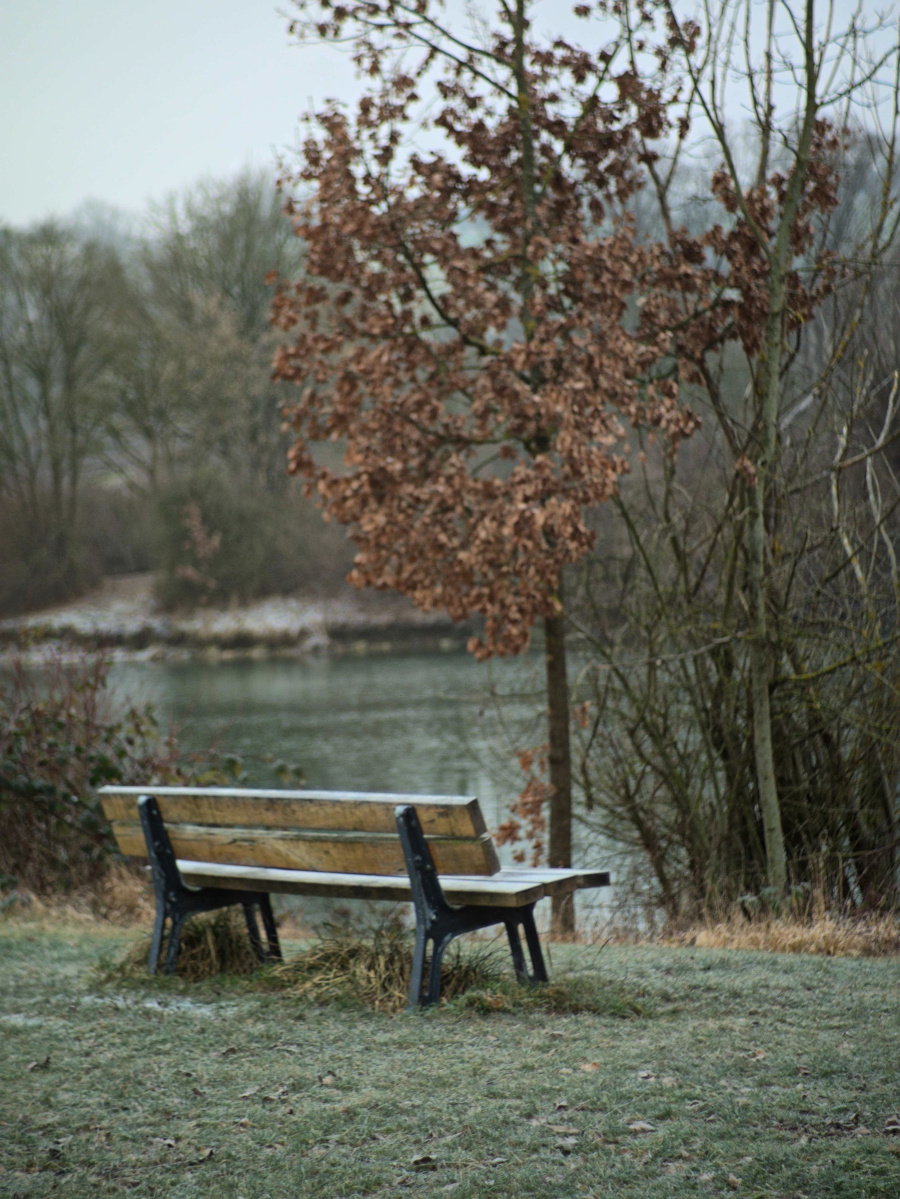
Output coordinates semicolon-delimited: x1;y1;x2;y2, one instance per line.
99;786;501;877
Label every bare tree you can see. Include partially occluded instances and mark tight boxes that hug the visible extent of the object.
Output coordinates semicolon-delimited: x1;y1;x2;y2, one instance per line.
0;224;125;587
569;0;900;912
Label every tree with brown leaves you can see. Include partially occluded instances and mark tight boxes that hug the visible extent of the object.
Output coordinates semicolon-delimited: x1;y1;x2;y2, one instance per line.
271;0;704;932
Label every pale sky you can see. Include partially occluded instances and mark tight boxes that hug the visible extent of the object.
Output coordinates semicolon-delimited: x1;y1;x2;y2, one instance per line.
2;0;895;230
1;0;359;227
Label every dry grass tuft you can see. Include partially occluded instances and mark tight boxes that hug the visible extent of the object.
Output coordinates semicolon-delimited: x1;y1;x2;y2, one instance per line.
89;862;155;924
271;919;505;1012
1;863;154;927
672;912;900;957
116;908;262;980
447;975;646;1017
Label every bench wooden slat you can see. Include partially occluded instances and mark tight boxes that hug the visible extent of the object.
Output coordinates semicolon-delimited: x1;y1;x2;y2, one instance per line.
112;820;498;876
177;861;551;907
496;867;612;888
100;787;487;839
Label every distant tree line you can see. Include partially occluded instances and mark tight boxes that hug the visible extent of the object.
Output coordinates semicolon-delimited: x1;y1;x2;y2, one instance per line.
0;170;352;616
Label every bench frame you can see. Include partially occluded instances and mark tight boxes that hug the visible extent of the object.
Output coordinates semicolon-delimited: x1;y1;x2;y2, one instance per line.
395;803;547;1008
140;795;282;974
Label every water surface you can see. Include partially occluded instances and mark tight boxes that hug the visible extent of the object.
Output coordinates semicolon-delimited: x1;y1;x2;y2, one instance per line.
109;651;544;830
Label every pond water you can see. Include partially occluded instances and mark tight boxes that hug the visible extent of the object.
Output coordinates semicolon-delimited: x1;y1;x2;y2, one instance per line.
108;651;545;832
105;650;618;925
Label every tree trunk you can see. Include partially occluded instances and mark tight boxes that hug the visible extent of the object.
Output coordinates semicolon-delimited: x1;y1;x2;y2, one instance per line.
545;591;574;936
747;483;787;892
747;291;789;895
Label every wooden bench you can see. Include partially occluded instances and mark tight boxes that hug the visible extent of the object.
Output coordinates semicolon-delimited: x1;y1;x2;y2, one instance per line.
99;786;610;1008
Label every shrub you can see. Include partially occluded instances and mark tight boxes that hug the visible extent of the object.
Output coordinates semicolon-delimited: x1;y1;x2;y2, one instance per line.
0;650;183;894
153;472;353;609
79;485;157;577
0;498;101;616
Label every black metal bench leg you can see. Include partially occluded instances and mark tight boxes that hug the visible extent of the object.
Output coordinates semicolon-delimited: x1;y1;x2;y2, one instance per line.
521;906;548;983
258;895;282;961
242;903;264;961
408;924;429;1009
164;911;187;975
148;908;167;975
424;931;455;1007
504;919;530;983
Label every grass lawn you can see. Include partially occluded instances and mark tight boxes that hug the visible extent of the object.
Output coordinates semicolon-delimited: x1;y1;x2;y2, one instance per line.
1;919;898;1198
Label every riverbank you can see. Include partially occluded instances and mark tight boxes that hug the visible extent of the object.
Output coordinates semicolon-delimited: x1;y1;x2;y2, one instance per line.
0;572;474;662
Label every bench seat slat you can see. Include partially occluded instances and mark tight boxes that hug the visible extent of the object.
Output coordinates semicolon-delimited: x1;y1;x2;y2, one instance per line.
100;787;487;838
176;861;604;908
493;867;612;888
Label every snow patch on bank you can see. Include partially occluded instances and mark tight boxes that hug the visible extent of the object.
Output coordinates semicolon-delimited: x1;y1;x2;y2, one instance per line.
0;573;470;661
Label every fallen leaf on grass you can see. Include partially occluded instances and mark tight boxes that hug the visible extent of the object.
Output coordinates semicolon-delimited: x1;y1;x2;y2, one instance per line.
825;1112;859;1130
556;1136;579;1153
220;1046;237;1057
411;1154;437;1170
579;1061;600;1073
548;1124;579;1135
885;1116;900;1135
239;1087;260;1099
198;1148;214;1161
27;1056;50;1072
727;1174;742;1189
627;1121;655;1134
318;1072;337;1086
749;1049;767;1060
638;1070;656;1080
